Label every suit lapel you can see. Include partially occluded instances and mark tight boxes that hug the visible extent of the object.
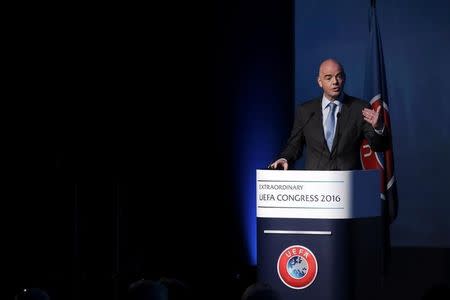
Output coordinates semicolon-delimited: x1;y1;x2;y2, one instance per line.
312;99;328;153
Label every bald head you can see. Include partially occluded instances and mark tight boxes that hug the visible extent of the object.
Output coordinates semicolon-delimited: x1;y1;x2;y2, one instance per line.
317;58;346;100
318;59;344;76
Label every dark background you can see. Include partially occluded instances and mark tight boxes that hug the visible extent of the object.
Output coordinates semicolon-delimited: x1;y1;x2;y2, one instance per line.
7;0;449;299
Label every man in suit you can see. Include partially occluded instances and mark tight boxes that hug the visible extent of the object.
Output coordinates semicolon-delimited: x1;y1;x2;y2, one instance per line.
270;58;388;170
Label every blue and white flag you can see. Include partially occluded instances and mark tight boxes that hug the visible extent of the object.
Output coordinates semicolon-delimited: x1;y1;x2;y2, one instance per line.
360;2;398;224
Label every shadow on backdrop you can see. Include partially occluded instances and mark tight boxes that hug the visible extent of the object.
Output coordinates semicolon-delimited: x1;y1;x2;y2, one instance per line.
421;283;450;300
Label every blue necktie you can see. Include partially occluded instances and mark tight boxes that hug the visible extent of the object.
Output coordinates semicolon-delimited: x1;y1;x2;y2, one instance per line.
325;102;337;151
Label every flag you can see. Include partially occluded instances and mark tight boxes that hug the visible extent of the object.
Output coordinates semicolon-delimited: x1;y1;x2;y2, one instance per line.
360;1;398;225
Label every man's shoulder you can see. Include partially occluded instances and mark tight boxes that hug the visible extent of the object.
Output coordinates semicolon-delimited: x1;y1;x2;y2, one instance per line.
298;97;321;109
344;94;370;108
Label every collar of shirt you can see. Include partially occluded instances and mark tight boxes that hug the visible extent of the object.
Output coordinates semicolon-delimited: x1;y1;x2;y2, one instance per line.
321;93;344;112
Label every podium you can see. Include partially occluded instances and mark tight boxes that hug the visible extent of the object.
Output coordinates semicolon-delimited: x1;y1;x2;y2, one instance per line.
256;169;383;300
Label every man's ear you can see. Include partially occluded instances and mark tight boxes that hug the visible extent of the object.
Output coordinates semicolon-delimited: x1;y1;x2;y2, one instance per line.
317;76;323;88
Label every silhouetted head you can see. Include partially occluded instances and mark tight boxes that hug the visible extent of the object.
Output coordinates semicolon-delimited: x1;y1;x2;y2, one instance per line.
14;288;50;300
159;277;192;300
241;282;280;300
128;279;168;300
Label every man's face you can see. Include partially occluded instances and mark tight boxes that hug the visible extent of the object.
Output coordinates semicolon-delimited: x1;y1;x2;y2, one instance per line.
317;61;345;100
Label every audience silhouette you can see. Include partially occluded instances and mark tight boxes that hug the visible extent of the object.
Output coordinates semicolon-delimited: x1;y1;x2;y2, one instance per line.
14;288;50;300
241;282;280;300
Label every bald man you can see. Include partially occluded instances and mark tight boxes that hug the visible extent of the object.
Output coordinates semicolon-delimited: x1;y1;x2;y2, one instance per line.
270;58;388;170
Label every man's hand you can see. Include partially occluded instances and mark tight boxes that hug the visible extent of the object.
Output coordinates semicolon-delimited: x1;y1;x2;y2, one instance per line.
269;158;289;170
362;106;383;130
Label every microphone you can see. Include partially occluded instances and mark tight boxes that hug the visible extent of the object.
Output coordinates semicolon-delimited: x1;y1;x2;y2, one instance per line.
268;111;315;170
286;111;316;145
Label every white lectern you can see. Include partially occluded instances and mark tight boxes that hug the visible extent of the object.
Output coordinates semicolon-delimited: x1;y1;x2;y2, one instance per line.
256;169;383;300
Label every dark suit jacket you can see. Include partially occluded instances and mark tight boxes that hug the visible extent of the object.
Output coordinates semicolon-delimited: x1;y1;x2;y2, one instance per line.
279;94;388;170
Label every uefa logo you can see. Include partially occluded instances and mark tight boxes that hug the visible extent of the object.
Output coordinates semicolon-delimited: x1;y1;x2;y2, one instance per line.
277;245;318;289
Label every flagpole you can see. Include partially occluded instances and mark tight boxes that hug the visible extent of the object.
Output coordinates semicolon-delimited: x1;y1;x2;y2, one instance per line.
371;0;376;8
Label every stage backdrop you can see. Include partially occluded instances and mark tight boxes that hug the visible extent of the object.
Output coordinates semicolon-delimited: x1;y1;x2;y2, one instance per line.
294;0;450;247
